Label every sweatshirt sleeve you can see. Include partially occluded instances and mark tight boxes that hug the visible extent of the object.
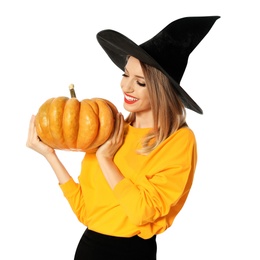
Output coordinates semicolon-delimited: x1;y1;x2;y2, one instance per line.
59;178;87;224
113;128;197;226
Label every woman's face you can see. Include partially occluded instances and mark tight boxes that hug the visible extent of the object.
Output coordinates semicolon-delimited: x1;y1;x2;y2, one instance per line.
121;56;151;115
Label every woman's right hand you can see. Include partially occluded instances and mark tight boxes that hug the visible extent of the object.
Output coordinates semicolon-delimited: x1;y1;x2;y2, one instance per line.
26;115;55;157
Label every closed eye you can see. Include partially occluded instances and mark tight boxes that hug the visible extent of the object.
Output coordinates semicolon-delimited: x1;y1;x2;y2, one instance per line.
122;73;146;87
137;81;146;87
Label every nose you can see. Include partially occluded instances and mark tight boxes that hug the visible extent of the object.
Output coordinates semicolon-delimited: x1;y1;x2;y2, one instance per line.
121;78;134;93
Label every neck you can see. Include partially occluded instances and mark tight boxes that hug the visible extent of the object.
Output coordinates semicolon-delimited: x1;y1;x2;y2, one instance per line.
132;112;154;128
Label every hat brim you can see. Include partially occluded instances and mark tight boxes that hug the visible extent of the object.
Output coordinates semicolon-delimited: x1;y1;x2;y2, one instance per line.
97;30;203;114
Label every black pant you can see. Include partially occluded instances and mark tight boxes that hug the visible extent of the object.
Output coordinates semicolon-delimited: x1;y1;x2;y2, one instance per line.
74;229;157;260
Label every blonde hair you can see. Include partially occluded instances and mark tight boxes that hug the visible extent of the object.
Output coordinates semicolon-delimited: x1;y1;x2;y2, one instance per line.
125;61;187;155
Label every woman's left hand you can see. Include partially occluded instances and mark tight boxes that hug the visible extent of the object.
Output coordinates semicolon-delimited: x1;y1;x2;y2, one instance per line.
96;113;125;160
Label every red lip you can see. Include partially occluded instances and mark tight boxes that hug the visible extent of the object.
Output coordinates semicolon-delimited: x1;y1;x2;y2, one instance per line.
124;94;138;104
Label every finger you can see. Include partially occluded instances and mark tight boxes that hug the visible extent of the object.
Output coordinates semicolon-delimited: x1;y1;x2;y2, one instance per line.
116;113;124;135
115;112;121;130
111;113;124;145
108;113;123;145
111;113;121;138
117;113;124;142
27;115;41;148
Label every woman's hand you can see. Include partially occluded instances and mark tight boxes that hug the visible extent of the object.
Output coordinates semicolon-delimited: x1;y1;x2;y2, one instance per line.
26;115;72;184
26;115;54;157
96;113;125;160
96;113;125;189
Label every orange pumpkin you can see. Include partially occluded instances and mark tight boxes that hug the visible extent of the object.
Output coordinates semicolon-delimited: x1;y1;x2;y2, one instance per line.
35;84;118;152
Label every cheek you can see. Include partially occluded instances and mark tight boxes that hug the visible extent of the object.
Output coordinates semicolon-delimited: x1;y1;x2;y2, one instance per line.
120;78;126;90
144;99;151;108
139;92;151;108
140;89;150;100
144;93;151;108
120;80;123;89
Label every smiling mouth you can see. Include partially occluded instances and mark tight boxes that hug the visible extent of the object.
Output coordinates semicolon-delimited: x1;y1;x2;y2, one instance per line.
124;94;138;104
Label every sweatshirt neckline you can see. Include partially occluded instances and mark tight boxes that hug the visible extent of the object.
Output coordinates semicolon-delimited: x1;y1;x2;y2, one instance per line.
127;124;152;135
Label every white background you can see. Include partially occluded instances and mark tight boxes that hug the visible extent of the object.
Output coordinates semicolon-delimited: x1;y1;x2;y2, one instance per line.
1;0;259;259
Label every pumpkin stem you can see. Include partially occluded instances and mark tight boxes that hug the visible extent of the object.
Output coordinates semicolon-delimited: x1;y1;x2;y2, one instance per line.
69;84;76;98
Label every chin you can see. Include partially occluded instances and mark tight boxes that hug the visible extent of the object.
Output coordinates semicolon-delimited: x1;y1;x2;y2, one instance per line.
123;103;135;112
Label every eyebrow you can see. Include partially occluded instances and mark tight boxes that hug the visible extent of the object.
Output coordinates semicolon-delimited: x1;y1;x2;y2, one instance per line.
124;68;145;80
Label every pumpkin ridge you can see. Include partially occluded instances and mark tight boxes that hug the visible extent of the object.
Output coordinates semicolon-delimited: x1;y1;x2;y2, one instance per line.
76;100;99;150
63;98;80;149
85;98;115;151
49;97;69;149
36;98;55;148
48;98;59;149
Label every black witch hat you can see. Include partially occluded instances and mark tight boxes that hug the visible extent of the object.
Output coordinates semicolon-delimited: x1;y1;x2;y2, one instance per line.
97;16;220;114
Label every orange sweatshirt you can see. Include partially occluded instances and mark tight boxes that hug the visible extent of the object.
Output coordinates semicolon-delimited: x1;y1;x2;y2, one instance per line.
60;124;197;239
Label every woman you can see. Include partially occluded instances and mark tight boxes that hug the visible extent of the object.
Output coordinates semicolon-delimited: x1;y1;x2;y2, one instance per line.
27;16;219;260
